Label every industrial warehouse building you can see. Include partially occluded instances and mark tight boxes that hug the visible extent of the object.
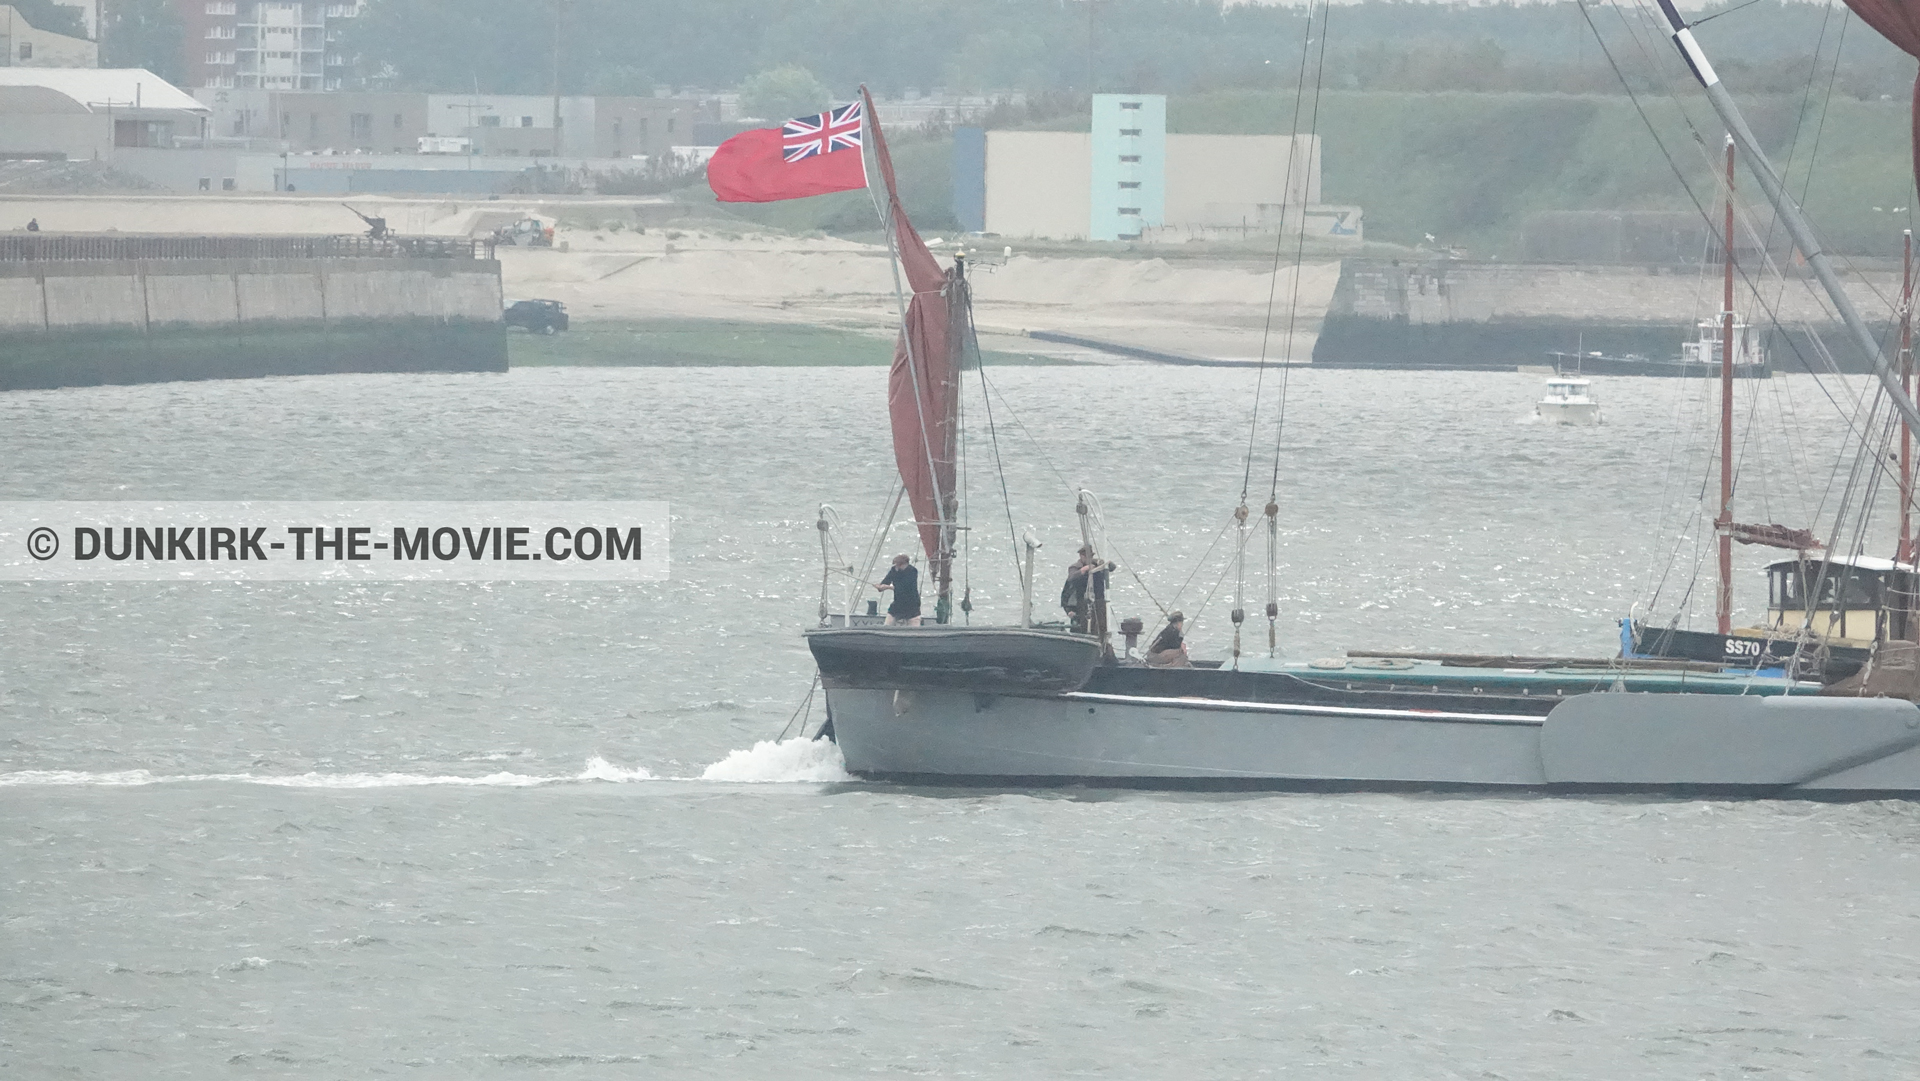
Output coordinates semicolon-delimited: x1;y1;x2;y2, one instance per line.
0;67;208;161
194;90;717;162
953;93;1361;245
0;4;96;68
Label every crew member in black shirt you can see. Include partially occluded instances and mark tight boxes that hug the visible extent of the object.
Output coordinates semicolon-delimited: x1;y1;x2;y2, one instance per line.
1145;611;1190;667
877;553;922;626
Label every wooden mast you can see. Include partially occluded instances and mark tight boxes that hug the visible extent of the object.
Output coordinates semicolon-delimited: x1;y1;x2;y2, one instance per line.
935;256;967;623
1902;229;1914;565
1716;136;1736;637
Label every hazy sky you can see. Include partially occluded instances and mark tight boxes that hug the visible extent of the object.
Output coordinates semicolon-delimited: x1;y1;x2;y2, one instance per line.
1228;0;1790;8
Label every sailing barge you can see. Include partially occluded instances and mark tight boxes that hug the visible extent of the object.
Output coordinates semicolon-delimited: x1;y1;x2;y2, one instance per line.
791;72;1920;795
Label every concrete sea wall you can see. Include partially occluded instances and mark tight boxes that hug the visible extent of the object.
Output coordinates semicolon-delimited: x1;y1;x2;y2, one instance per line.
0;254;506;391
1313;259;1900;373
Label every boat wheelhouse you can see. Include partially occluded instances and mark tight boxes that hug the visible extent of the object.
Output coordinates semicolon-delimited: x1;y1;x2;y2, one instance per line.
1624;551;1911;678
1679;319;1764;371
1763;553;1916;648
1536;377;1600;425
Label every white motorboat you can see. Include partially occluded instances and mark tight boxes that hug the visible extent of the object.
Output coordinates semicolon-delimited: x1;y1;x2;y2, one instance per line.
1536;377;1600;425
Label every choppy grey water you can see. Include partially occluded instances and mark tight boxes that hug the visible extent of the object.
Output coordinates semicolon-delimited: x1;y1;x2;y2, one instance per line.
6;366;1920;1078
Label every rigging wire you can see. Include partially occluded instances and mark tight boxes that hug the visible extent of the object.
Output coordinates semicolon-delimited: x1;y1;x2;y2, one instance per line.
1076;489;1172;616
1237;0;1323;504
1225;0;1323;669
1259;1;1334;658
956;294;972;622
1215;0;1331;661
973;364;1173;615
1591;0;1874;409
1687;0;1769;28
1580;0;1911;628
776;676;821;741
970;300;1026;596
1135;514;1240;648
849;484;907;615
1268;3;1333;500
976;365;1079;499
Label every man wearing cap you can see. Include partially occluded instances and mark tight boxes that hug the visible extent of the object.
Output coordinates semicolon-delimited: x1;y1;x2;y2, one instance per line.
1060;546;1109;633
1145;612;1191;667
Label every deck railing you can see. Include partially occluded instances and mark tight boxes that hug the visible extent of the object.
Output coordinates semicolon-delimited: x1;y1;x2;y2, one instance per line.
0;234;496;263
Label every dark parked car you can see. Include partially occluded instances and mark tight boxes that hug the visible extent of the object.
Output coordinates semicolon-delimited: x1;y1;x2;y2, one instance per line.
504;299;568;333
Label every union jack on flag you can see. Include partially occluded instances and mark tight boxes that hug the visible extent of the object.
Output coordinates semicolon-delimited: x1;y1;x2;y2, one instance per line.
782;102;863;163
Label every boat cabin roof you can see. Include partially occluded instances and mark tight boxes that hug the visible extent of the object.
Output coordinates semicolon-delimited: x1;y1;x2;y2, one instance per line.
1545;378;1590;389
1765;553;1914;574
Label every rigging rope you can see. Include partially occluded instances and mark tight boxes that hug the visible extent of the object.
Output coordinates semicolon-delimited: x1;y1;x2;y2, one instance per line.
1262;5;1333;659
1587;0;1876;399
1581;0;1910;632
1687;0;1771;27
1237;0;1323;504
971;303;1026;598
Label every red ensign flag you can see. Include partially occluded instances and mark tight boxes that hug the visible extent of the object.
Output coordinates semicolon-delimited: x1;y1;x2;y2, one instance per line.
706;102;869;203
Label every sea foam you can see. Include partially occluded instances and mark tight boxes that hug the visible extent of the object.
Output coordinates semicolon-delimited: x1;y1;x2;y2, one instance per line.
1;747;855;788
699;737;852;783
579;756;656;782
0;757;656;788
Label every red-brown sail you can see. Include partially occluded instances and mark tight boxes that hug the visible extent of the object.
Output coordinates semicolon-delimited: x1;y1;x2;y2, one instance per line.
862;87;959;602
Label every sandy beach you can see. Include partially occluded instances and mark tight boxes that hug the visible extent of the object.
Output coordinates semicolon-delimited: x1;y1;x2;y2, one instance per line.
1;193;1339;364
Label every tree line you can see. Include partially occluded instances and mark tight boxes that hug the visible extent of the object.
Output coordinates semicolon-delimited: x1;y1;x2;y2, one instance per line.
338;0;1909;102
59;0;1916;110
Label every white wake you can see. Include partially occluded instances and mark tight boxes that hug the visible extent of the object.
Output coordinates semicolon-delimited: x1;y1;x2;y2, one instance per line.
0;758;655;789
0;743;853;787
699;737;852;783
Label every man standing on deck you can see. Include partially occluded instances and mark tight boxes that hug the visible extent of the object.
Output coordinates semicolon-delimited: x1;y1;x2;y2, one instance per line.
1061;546;1109;633
876;554;922;627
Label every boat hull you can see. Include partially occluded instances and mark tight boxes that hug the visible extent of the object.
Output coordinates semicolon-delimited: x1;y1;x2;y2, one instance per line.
804;626;1102;696
828;684;1550;787
823;678;1920;795
1546;353;1772;378
1627;620;1869;681
1536;401;1600;425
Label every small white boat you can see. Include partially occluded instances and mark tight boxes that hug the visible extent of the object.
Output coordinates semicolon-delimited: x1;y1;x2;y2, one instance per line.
1536;377;1601;425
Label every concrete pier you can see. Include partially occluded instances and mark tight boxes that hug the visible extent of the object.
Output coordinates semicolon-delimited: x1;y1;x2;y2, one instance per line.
1;236;507;391
1313;258;1899;373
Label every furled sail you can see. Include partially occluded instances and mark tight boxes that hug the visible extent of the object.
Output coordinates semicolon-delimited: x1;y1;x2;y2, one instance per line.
1842;0;1920;190
1731;523;1824;551
863;88;959;582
